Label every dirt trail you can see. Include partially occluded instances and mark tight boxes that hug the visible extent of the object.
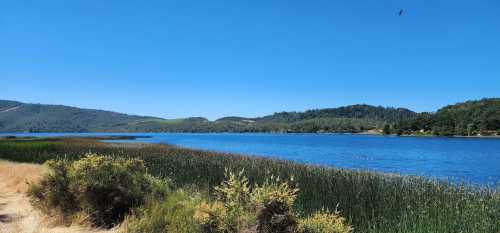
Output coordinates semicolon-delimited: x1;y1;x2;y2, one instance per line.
0;160;116;233
0;106;21;113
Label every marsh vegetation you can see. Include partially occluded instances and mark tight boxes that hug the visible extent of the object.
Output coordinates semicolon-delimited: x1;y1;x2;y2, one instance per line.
0;137;498;233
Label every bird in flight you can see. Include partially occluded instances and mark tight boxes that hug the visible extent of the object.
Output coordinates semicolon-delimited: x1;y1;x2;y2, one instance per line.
399;9;405;16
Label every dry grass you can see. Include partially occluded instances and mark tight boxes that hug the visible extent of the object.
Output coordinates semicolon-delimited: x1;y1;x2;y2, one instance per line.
0;160;117;233
0;160;44;193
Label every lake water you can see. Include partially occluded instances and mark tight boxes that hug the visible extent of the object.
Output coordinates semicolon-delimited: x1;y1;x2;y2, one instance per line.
2;133;500;185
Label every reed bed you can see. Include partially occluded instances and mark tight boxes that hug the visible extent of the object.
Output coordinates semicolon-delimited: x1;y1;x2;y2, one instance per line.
0;138;498;233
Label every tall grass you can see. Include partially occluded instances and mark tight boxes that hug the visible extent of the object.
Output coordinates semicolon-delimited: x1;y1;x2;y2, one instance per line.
0;138;498;233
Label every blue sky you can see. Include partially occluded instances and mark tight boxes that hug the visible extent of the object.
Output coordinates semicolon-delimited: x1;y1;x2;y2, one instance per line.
2;0;499;120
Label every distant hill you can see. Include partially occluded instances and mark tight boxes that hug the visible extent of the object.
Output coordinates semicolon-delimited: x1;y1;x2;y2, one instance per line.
257;105;416;124
0;100;163;132
390;98;500;136
126;104;417;133
209;105;417;133
5;98;498;135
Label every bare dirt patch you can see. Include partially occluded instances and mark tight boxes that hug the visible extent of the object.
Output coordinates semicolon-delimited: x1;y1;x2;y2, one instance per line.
0;106;21;113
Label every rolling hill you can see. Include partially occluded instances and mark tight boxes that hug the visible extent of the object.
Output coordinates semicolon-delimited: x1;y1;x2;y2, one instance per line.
0;100;164;132
3;98;498;135
0;100;419;133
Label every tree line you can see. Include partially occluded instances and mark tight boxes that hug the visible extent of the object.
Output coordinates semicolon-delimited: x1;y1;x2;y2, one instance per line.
386;98;500;136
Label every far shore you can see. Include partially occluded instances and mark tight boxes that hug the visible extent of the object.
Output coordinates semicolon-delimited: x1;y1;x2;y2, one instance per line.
1;131;499;139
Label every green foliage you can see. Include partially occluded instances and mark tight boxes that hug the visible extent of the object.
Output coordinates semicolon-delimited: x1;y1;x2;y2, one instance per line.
298;210;353;233
200;170;254;232
215;170;252;210
252;175;299;209
2;98;499;134
0;100;163;132
27;160;78;217
382;124;391;135
69;154;151;227
144;105;417;133
0;99;417;133
193;170;301;233
121;190;200;233
27;153;168;227
252;176;299;233
4;138;499;233
144;174;172;201
194;201;227;233
392;98;500;136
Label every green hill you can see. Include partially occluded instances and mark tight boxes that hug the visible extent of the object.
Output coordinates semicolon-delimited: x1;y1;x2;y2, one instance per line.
207;105;417;133
0;100;162;132
6;98;497;135
390;98;500;136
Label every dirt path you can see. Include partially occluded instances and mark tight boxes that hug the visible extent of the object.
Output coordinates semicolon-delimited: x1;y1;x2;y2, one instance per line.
0;160;116;233
0;106;21;113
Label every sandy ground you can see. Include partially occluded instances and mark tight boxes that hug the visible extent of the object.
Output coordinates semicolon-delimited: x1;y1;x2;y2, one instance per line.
0;160;117;233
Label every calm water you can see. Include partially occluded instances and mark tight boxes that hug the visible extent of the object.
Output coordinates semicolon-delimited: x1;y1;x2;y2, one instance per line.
3;133;500;185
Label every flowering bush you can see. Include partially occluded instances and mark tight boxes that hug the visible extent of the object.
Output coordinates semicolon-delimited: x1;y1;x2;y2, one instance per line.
298;210;353;233
252;176;299;233
212;169;254;232
194;201;226;233
28;153;169;227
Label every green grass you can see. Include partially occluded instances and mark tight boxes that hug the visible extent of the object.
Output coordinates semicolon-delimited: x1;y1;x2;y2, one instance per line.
0;138;498;233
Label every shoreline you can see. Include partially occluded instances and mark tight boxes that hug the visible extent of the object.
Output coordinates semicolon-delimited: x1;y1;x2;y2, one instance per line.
396;134;500;139
2;131;500;139
2;136;497;186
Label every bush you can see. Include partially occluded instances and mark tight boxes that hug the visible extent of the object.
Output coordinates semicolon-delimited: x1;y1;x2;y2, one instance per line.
194;201;226;233
27;160;78;218
28;153;167;227
26;152;369;233
69;154;152;227
213;169;254;232
194;171;300;233
121;190;200;233
252;176;299;233
144;174;172;201
298;210;353;233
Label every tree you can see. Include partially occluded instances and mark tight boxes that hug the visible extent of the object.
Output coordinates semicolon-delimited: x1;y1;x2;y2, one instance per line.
382;124;391;135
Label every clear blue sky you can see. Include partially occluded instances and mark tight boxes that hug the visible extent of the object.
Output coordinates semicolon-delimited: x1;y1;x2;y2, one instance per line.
2;0;499;120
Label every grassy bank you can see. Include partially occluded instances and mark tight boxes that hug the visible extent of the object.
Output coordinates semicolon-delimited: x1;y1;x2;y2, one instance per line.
0;137;498;233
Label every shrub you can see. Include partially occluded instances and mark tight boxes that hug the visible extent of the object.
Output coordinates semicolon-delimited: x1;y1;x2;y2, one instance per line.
144;174;172;201
28;153;166;228
298;210;353;233
27;159;78;218
194;171;300;233
69;154;152;227
121;190;200;233
213;169;254;232
194;201;226;233
252;176;299;233
215;169;252;213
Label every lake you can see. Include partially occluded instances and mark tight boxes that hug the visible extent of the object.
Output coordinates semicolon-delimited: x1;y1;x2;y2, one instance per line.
2;133;500;185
